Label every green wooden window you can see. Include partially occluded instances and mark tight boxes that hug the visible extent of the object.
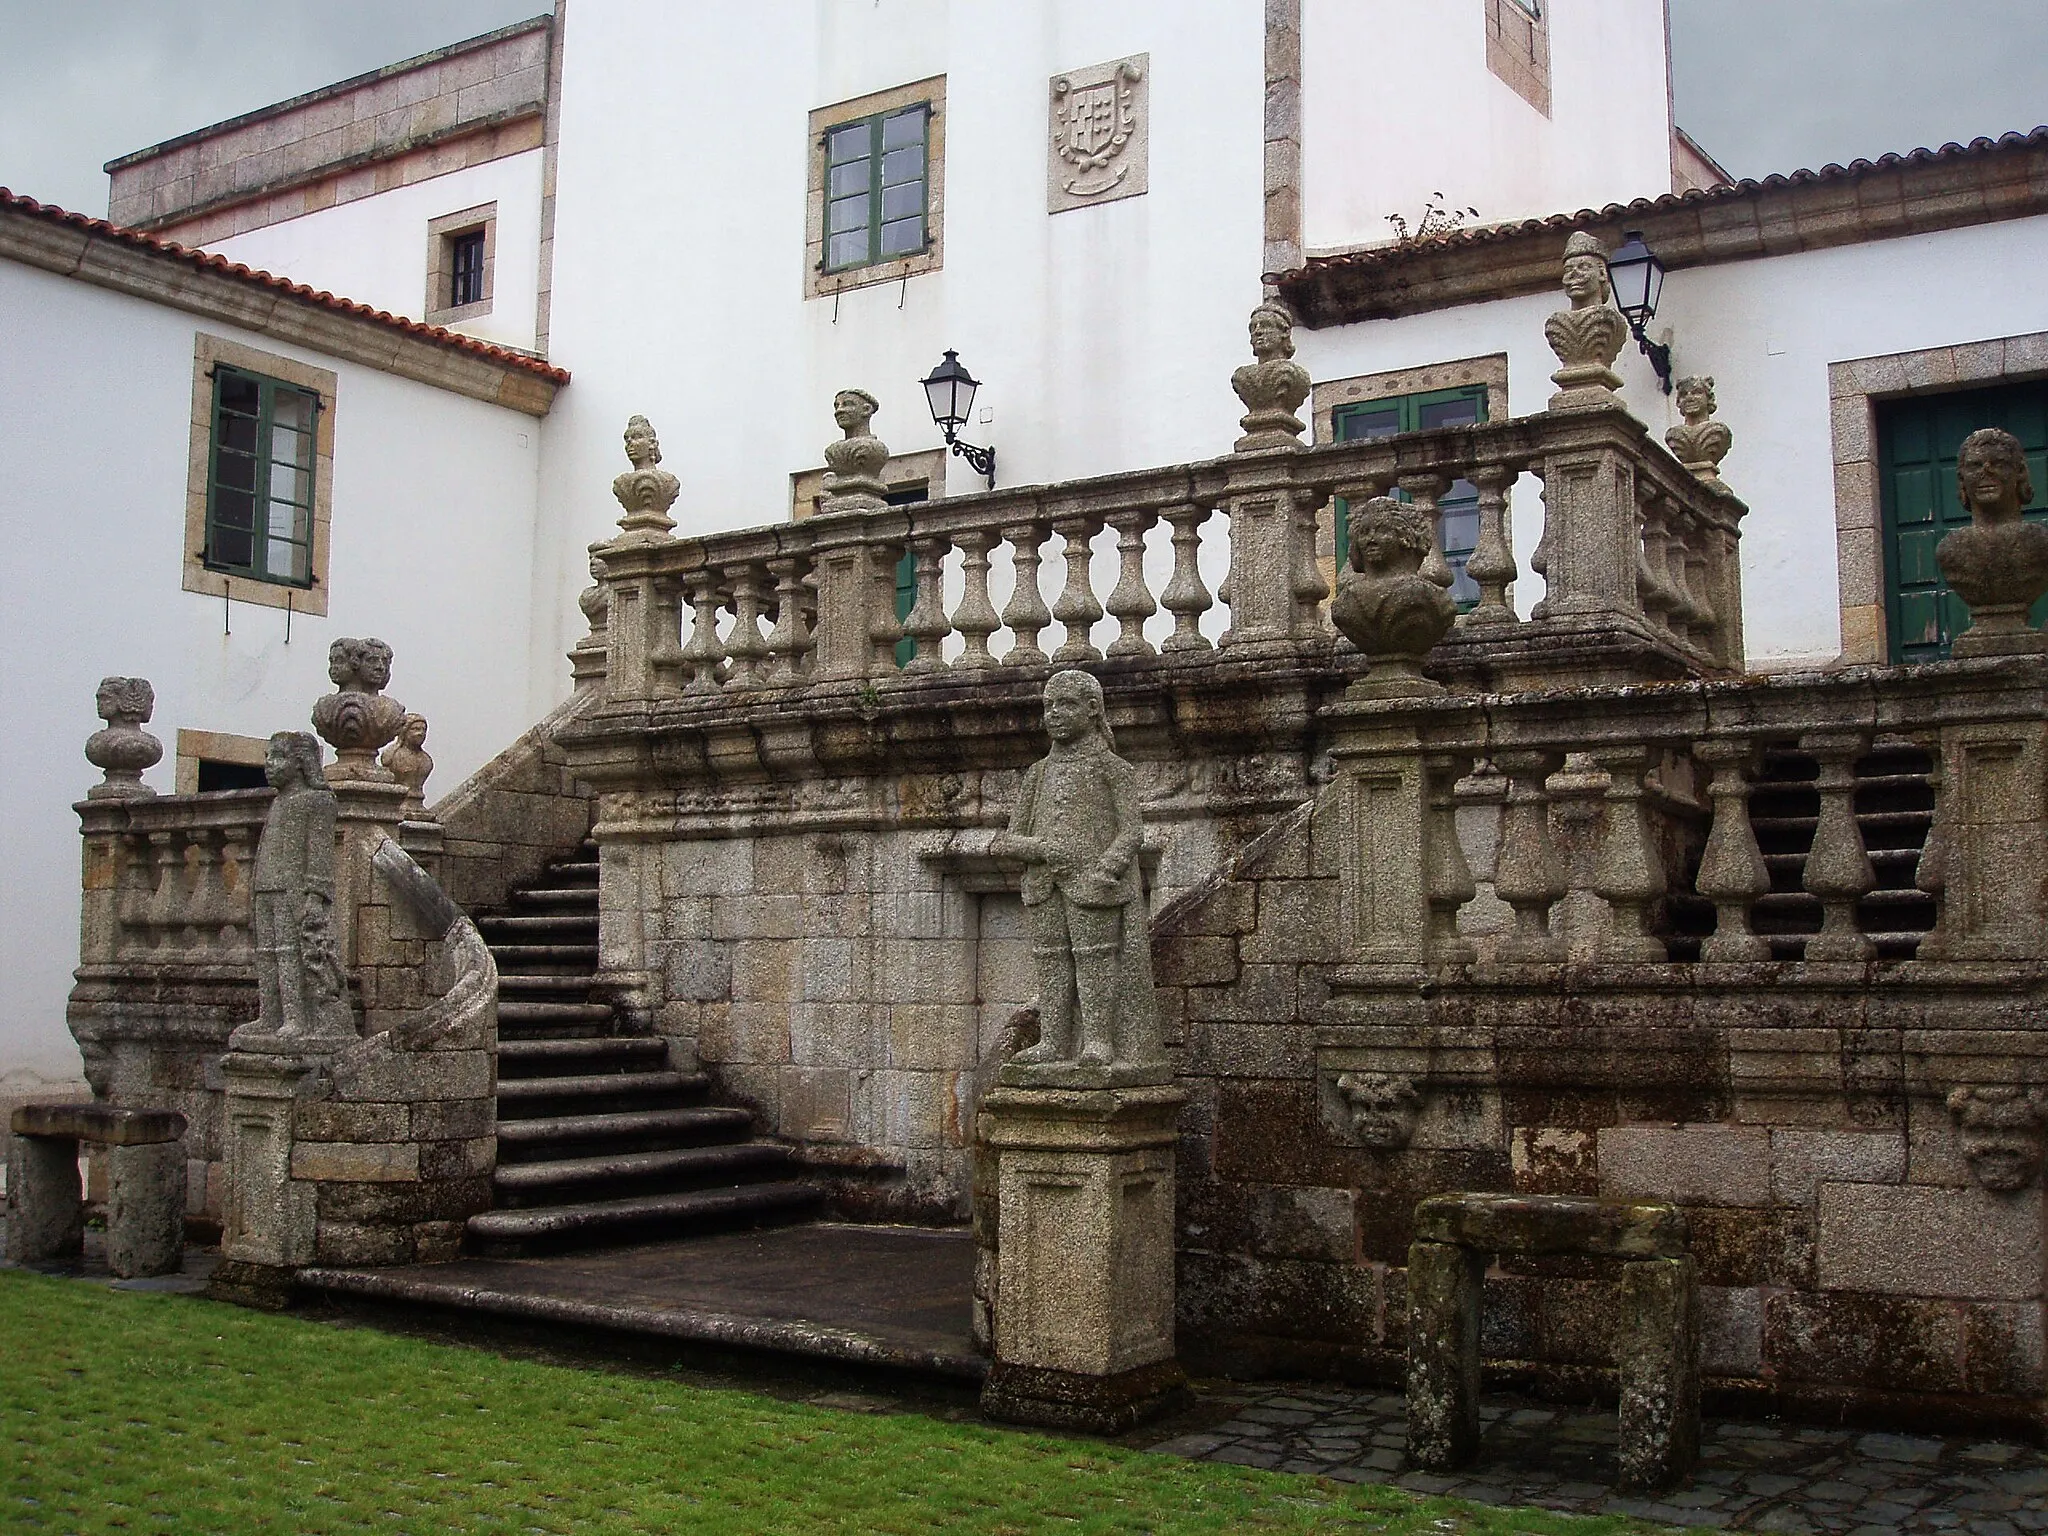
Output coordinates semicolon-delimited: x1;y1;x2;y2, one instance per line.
205;365;319;587
888;483;932;666
1332;384;1490;607
1878;381;2048;663
824;104;930;272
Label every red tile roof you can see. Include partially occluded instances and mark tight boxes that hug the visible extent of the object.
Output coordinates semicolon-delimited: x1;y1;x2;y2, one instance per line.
1;186;571;385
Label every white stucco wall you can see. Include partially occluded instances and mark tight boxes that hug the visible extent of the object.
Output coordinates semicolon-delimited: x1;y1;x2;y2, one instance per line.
1301;0;1674;253
1291;213;2048;665
531;0;1269;706
203;151;546;352
0;259;547;1084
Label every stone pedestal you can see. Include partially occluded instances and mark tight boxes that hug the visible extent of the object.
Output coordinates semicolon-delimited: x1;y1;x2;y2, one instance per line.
7;1103;189;1278
977;1083;1189;1433
212;1048;325;1305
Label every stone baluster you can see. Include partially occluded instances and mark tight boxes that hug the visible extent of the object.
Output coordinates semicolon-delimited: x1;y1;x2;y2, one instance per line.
1635;489;1680;635
1801;730;1875;962
866;542;907;673
1461;465;1518;627
1693;737;1770;962
677;572;729;693
219;822;256;948
723;565;772;686
1103;510;1159;657
143;831;184;949
1678;518;1719;653
951;531;1002;669
1591;744;1668;962
1492;750;1567;962
114;830;155;952
182;831;226;952
764;554;812;683
1659;501;1701;640
1290;490;1331;631
1424;751;1479;966
1050;515;1104;664
1159;503;1215;652
1002;522;1052;666
1912;738;1951;958
1400;475;1455;591
901;533;953;674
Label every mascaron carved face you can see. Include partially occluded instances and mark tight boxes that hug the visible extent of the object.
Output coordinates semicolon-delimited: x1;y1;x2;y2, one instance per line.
1247;305;1295;361
328;637;393;691
1336;1071;1423;1150
833;391;877;434
94;676;154;725
1562;252;1611;306
1956;429;2033;525
1675;376;1716;420
1947;1085;2048;1192
623;415;660;467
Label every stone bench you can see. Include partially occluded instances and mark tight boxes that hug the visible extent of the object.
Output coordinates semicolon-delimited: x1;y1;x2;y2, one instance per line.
7;1104;188;1278
1406;1192;1698;1492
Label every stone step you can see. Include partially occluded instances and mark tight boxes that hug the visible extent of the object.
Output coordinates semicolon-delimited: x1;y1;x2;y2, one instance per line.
477;912;599;937
491;1142;797;1204
487;944;599;970
495;1105;755;1160
464;1181;823;1257
497;1000;616;1027
497;1070;708;1115
510;887;599;908
545;860;601;881
496;1036;668;1074
497;973;601;997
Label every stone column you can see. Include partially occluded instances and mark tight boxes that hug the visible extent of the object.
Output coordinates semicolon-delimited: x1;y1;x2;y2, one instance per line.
977;1084;1188;1433
1616;1256;1701;1492
1404;1238;1486;1470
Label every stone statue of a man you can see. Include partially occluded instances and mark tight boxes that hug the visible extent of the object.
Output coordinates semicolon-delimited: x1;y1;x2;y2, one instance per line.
994;670;1167;1087
230;731;355;1048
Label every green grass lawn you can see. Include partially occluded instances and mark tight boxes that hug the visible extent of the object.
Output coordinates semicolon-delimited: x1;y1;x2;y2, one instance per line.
1;1269;1667;1535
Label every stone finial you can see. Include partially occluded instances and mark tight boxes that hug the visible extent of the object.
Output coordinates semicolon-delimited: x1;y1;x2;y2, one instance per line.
379;713;433;814
311;637;406;782
611;414;681;542
84;676;162;799
819;389;890;514
1936;427;2048;657
1231;298;1311;451
1335;1071;1423;1150
1544;231;1628;411
1328;497;1457;698
990;670;1168;1089
1665;376;1733;493
1946;1084;2048;1192
228;731;356;1050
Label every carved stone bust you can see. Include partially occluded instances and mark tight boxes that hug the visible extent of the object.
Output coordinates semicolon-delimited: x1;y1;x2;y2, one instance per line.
84;675;162;799
380;712;433;812
1946;1085;2048;1192
1665;375;1734;492
1936;427;2048;657
1545;231;1627;411
578;547;610;637
1231;299;1311;451
1328;497;1457;698
1335;1072;1424;1150
311;637;406;782
821;389;890;513
612;413;681;542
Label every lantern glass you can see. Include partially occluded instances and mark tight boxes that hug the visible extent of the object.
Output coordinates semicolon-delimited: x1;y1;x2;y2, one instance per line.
922;349;979;433
1606;231;1664;329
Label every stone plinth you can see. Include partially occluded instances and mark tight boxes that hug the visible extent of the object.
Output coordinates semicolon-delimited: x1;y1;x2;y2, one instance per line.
977;1083;1188;1433
7;1102;188;1278
1406;1192;1698;1492
214;1048;326;1304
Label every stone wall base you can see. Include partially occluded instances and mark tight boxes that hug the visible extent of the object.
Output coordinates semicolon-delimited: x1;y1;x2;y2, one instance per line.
980;1359;1191;1435
207;1258;299;1310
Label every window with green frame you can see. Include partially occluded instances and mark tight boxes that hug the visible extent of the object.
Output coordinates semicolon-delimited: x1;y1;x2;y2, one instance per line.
1332;384;1490;607
823;103;931;272
205;365;319;587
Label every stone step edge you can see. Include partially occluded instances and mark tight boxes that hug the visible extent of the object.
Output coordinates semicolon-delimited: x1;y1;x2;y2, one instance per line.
493;1142;794;1191
292;1264;987;1384
465;1181;822;1238
495;1105;753;1144
498;1070;706;1100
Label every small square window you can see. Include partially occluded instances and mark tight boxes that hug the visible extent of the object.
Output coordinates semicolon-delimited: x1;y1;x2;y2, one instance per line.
807;78;945;298
204;364;319;589
450;230;487;308
425;203;497;324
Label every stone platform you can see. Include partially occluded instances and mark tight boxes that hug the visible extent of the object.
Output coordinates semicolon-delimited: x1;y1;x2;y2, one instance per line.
296;1222;985;1386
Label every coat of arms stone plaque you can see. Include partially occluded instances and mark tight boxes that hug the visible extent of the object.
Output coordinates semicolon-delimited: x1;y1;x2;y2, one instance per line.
1048;55;1149;214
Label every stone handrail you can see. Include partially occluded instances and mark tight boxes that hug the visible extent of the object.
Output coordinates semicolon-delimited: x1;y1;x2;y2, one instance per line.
588;403;1747;704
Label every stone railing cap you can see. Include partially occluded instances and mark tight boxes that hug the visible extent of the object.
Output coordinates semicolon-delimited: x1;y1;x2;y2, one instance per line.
11;1102;188;1145
1413;1192;1688;1258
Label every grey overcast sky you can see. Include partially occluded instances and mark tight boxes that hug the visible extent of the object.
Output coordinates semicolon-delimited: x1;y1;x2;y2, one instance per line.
1;2;2045;217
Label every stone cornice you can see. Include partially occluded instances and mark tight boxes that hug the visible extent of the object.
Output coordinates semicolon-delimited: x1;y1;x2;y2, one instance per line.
1278;128;2048;328
0;194;565;416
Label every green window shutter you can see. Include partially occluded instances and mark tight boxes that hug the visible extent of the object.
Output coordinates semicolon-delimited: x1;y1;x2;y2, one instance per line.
1878;381;2048;663
1332;384;1489;609
206;365;319;588
823;104;929;274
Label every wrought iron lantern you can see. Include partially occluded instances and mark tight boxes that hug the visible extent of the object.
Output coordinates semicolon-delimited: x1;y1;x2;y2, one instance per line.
921;349;996;488
1605;230;1674;393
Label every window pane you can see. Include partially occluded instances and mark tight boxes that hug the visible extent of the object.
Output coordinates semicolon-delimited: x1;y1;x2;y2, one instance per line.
212;519;254;569
880;181;923;222
828;160;869;199
216;451;257;493
880;145;923;187
218;373;261;415
270;460;306;506
1334;404;1402;441
213;488;255;532
267;537;301;581
217;413;258;455
827;230;870;269
270;423;302;469
1417;395;1483;430
828;195;869;235
826;123;871;163
880;216;924;256
881;107;925;150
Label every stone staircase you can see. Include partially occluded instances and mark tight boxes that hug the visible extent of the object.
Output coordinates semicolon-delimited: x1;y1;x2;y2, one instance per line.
464;843;822;1257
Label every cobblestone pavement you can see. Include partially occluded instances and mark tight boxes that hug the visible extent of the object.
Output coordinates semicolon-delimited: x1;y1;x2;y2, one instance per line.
1147;1385;2048;1533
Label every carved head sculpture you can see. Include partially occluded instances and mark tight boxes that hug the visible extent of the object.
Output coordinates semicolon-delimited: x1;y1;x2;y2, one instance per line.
94;676;155;726
587;547;608;583
1674;376;1717;423
397;713;428;750
623;413;661;468
1956;428;2034;526
1042;668;1113;749
1336;1071;1423;1150
1348;497;1436;576
263;730;328;792
1560;231;1612;309
1247;298;1298;362
1946;1085;2048;1192
327;636;394;692
832;388;880;435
